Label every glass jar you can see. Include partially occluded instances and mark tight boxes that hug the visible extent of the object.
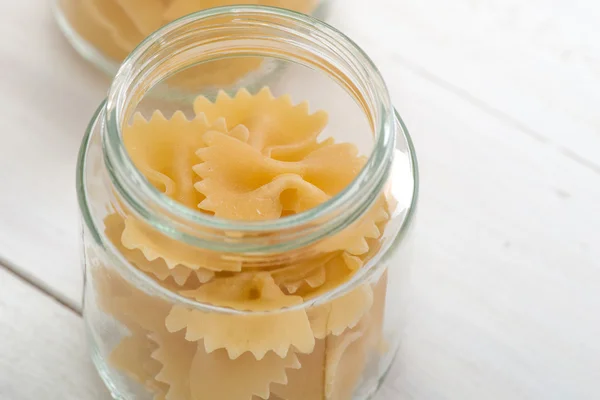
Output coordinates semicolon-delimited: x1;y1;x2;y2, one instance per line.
53;0;328;76
77;6;418;400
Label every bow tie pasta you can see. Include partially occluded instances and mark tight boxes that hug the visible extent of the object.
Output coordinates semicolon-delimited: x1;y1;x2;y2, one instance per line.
95;87;391;400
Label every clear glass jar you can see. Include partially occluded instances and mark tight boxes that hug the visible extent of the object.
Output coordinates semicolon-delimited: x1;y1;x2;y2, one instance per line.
53;0;328;76
77;6;418;400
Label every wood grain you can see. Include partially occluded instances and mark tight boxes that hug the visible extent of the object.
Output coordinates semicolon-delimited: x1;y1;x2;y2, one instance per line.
330;0;600;172
388;69;600;399
0;267;111;399
0;0;599;399
0;1;108;308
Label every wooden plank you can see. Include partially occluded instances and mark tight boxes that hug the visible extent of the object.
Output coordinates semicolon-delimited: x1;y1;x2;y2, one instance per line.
0;267;111;399
330;0;600;171
380;67;600;399
0;2;109;308
1;1;600;397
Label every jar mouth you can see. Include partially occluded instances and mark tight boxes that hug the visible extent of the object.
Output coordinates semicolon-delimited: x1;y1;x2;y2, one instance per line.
102;5;397;253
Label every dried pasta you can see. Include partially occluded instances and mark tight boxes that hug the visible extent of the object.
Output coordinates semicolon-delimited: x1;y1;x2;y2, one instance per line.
92;85;394;400
189;343;300;400
151;330;195;400
60;0;130;61
120;111;248;272
165;274;315;359
120;214;242;272
84;0;143;51
304;254;374;338
105;213;215;286
114;0;164;36
193;88;330;161
324;328;369;400
110;331;165;396
317;196;390;256
61;0;320;86
270;339;326;400
123;111;248;208
193;130;363;220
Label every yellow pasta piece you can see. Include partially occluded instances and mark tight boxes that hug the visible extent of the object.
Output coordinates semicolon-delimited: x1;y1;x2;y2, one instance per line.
270;244;368;297
105;213;215;286
308;283;373;339
290;252;358;299
93;262;172;334
151;330;196;400
195;172;328;221
271;253;335;295
93;267;138;331
189;343;301;400
193;130;363;220
121;112;252;272
165;274;315;359
268;253;369;338
366;272;388;353
273;322;373;400
110;331;157;384
151;329;300;400
60;0;130;61
318;195;390;256
195;130;364;193
144;354;171;400
109;332;171;400
112;286;172;334
121;215;242;272
123;111;250;208
114;0;165;36
84;0;143;52
270;339;326;400
193;88;329;161
325;328;369;400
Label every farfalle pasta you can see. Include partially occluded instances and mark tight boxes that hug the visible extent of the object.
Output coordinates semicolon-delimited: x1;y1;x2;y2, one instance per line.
193;88;330;160
166;274;315;359
193;130;363;219
90;87;394;400
57;0;321;80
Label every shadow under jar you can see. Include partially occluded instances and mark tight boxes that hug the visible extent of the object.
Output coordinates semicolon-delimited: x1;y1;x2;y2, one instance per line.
53;0;327;77
77;6;418;400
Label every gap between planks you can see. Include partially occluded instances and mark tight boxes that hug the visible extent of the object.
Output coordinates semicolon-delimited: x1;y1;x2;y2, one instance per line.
387;52;600;177
0;258;81;316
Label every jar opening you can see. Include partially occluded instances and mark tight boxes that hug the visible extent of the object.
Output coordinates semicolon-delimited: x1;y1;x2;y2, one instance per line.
103;6;396;254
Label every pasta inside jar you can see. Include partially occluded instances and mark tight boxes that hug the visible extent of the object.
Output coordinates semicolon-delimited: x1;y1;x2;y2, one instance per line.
78;7;418;400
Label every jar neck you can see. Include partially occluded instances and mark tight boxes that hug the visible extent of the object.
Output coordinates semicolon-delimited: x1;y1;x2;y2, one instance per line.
102;6;395;255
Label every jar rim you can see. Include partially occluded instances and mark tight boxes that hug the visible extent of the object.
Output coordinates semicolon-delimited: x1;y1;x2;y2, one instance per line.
101;5;400;253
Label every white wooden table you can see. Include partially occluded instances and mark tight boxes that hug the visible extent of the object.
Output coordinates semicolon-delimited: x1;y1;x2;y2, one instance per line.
2;0;600;399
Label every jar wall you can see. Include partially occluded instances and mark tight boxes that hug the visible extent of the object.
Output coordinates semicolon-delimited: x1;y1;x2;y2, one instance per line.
79;106;417;400
77;8;418;400
53;0;327;75
82;230;413;400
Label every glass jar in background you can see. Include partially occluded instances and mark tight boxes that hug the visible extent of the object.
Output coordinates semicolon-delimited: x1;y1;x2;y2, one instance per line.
77;6;418;400
53;0;327;78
